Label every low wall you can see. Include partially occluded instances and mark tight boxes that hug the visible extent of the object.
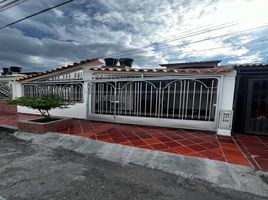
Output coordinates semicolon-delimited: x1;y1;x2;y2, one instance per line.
17;101;87;119
0;99;17;114
18;118;73;133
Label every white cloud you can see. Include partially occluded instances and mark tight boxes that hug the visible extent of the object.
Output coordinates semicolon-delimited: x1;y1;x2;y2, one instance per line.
93;12;125;26
228;52;263;64
0;0;267;71
52;8;64;18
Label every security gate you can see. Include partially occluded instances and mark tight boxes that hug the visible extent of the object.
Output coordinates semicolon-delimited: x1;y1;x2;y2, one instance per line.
245;79;268;135
88;77;219;130
0;81;12;99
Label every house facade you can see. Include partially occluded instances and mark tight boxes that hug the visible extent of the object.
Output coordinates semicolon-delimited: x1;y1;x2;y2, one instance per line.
0;66;34;115
12;58;238;136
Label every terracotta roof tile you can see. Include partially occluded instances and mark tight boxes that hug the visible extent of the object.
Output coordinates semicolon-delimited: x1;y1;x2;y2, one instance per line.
90;66;234;74
17;58;101;81
17;59;235;82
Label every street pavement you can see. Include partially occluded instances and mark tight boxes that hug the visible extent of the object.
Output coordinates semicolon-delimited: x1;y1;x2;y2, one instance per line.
0;127;267;200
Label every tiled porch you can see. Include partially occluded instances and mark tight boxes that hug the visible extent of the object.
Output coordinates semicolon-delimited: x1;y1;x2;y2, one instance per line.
0;113;267;171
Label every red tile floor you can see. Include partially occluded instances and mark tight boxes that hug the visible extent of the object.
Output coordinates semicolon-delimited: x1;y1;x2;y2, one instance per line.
0;113;267;171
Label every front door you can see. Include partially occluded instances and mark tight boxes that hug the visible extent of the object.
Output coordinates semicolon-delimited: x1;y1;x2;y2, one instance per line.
245;79;268;135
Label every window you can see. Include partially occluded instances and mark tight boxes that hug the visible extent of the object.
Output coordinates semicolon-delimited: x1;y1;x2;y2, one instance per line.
23;83;83;102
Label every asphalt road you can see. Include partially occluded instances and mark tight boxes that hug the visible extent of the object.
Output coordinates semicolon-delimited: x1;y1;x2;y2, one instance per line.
0;128;266;200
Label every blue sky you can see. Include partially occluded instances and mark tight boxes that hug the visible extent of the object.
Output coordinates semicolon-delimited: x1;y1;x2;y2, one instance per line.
0;0;268;72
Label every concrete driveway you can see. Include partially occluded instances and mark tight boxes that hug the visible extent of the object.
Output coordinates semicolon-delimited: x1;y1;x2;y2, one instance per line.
0;128;266;200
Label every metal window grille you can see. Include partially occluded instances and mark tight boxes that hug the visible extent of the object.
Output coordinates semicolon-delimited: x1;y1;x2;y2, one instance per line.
90;78;218;121
47;71;83;81
23;83;83;102
92;73;142;80
0;81;12;99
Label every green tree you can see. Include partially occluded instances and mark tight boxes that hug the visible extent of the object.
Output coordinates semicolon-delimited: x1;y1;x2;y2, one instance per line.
8;94;70;120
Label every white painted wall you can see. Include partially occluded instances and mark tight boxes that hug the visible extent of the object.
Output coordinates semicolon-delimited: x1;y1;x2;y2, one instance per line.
16;82;88;119
12;81;22;98
17;102;87;119
217;70;237;136
13;63;96;119
219;72;237;110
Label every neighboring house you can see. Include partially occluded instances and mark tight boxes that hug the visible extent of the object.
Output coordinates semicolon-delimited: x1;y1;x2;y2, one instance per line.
0;66;38;98
232;63;268;136
12;58;239;137
0;78;12;100
0;66;38;114
0;67;22;99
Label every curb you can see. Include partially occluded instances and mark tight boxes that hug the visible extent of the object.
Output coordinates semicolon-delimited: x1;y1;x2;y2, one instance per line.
0;124;17;130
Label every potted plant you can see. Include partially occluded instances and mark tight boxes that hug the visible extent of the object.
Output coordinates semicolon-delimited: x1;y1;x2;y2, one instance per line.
8;94;73;133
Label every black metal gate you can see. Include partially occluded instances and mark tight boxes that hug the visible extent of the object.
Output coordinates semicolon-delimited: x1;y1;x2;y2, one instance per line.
245;79;268;135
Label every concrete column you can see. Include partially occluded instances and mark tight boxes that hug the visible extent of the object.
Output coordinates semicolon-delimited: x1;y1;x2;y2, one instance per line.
217;71;237;136
11;81;22;98
82;66;94;118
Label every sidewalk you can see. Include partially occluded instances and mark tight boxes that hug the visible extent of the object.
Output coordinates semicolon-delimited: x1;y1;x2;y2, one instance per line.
0;113;267;171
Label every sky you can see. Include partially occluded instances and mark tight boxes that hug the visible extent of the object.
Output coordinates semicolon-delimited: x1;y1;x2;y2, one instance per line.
0;0;268;72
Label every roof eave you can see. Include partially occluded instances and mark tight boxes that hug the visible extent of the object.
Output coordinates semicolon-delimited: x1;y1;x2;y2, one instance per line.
17;58;103;82
90;66;234;74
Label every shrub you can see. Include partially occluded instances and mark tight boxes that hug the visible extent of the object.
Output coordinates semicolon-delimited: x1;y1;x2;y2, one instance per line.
8;94;70;120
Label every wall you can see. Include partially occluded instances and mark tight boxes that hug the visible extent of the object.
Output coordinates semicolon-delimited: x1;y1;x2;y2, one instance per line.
17;101;87;119
219;73;237;110
17;83;88;119
18;118;73;133
217;71;237;136
0;99;17;114
13;64;94;119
